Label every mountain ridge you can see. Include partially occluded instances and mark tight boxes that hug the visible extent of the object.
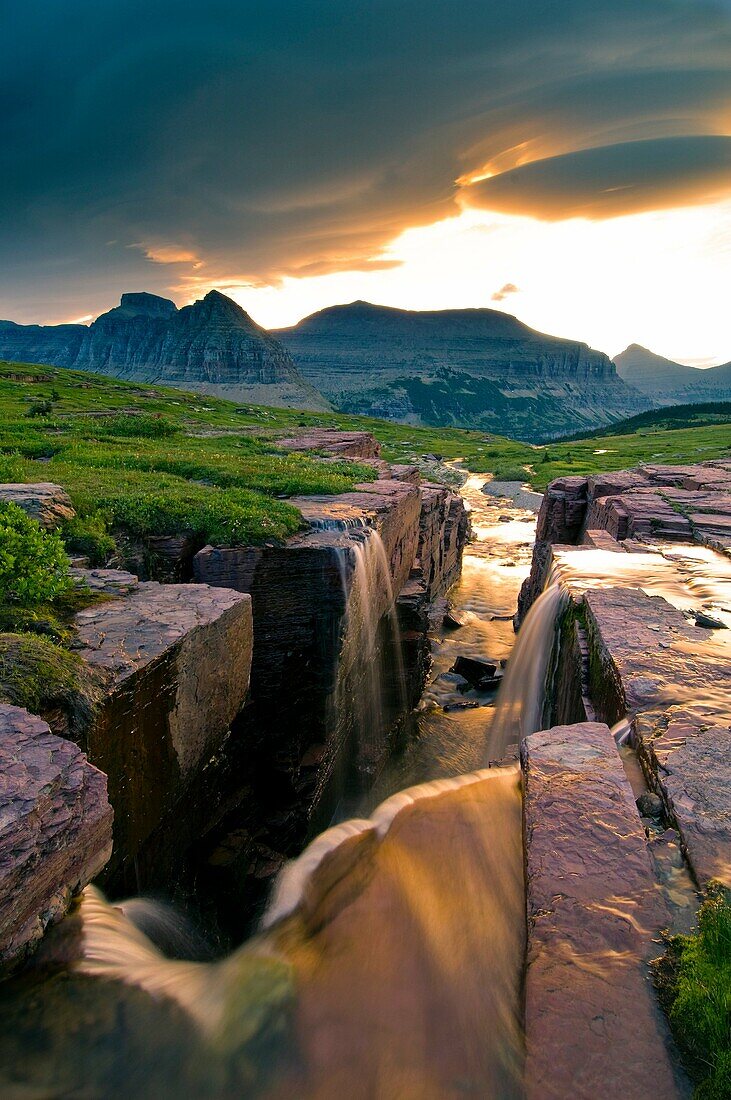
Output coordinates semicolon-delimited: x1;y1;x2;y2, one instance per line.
0;290;330;411
276;300;651;440
614;343;731;405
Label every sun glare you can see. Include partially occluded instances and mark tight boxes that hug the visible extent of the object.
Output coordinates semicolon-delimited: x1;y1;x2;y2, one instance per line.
226;200;731;364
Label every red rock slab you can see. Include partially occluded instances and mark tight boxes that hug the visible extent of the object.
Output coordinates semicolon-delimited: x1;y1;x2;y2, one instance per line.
0;704;112;972
689;511;731;536
522;721;685;1100
276;429;380;459
73;582;253;864
586;491;693;541
583;586;729;722
390;463;421;485
581;528;626;551
637;709;731;888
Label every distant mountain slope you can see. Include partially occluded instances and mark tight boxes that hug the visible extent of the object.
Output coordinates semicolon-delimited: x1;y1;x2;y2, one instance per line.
0;291;330;411
560;400;731;441
276;301;650;441
614;344;731;405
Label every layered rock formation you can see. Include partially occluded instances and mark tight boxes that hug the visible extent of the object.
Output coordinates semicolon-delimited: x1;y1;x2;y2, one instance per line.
276;300;650;440
0;704;112;973
522;721;685;1099
519;459;731;897
0;442;469;955
517;458;731;622
615;343;731;405
0;290;329;410
72;575;253;878
190;432;468;921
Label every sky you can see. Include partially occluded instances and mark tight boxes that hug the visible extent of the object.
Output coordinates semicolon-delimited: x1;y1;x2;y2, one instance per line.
2;0;731;365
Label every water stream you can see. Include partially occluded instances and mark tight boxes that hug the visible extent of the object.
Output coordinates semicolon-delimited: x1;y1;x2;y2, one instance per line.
334;528;408;782
0;474;550;1099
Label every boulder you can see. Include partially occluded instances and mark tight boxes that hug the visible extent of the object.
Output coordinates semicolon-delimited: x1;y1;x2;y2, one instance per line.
72;578;253;873
451;655;498;687
0;482;75;529
0;704;112;973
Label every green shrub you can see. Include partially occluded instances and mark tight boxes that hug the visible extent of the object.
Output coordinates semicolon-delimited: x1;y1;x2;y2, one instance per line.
61;513;116;565
25;400;55;418
490;464;528;482
72;414;181;439
0;503;72;604
659;890;731;1098
0;453;25;482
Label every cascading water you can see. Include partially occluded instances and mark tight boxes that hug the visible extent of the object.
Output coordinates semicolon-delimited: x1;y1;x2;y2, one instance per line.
334;527;408;782
0;472;543;1100
486;578;567;757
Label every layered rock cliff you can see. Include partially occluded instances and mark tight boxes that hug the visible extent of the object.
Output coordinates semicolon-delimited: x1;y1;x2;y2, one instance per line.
276;301;651;440
0;291;330;410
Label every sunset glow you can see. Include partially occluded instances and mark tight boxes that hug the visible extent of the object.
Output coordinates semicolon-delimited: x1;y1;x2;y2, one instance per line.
223;199;731;365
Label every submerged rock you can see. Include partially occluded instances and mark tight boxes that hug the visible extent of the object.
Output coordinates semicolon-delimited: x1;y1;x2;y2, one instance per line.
451;655;498;687
694;610;727;629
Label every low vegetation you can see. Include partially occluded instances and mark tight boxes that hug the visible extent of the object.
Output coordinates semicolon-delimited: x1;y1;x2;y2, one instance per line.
0;498;106;722
656;890;731;1099
561;402;731;441
0;632;85;716
1;360;730;565
0;501;71;604
0;361;379;555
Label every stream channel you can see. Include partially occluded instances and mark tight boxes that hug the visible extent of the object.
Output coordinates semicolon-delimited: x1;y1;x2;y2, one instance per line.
1;473;546;1099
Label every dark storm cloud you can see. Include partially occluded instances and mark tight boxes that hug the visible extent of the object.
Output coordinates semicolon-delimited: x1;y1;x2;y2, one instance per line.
2;0;731;320
462;136;731;219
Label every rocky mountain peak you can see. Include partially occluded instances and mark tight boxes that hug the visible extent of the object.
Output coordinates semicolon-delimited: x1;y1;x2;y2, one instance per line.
108;293;178;320
186;289;262;332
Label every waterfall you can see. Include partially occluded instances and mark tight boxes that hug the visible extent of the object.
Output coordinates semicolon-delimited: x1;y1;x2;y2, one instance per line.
334;527;407;779
487;576;567;759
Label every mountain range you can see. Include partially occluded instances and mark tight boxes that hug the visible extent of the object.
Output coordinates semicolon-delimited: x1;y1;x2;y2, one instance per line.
0;291;654;440
614;344;731;405
276;301;649;438
0;291;329;411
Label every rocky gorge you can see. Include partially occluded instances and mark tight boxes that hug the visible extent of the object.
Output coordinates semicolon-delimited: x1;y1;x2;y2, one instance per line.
1;442;731;1097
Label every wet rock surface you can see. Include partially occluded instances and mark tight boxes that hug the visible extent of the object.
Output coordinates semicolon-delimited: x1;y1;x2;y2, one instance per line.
0;482;75;528
522;721;686;1099
636;710;731;888
518;458;731;625
0;704;112;972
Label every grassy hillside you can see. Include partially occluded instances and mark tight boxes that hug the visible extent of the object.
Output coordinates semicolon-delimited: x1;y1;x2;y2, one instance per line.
1;362;730;562
560;402;731;441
